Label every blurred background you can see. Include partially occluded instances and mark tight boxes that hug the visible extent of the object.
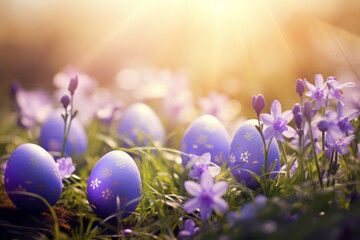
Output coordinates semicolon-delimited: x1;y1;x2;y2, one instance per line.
1;0;360;120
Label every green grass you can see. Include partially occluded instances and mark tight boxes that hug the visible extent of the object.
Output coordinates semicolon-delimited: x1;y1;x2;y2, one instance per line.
0;114;360;239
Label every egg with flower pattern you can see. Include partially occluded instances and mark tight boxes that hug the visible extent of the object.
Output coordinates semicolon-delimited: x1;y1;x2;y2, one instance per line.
180;115;229;166
4;143;62;213
229;119;280;190
38;109;88;157
87;150;142;219
117;103;165;148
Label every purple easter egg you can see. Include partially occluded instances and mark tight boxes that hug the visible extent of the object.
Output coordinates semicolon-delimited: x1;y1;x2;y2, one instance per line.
38;109;88;156
87;150;142;219
180;115;229;166
4;143;62;213
117;103;165;148
229;119;280;190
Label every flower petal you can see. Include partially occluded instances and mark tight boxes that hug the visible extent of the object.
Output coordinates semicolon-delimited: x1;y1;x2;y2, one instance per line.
200;172;214;190
184;181;201;196
184;197;200;213
271;100;281;119
201;152;211;163
212;197;229;212
213;181;228;197
208;165;221;177
199;205;212;221
304;79;315;92
315;74;323;87
283;127;296;138
281;110;293;122
263;126;275;140
261;114;273;125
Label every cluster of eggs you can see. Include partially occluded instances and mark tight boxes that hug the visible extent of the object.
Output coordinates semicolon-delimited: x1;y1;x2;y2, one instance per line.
4;103;280;218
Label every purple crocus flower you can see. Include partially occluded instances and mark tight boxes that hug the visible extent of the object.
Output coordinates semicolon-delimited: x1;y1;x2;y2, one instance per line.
304;74;328;110
227;195;267;225
183;172;228;221
60;95;70;110
252;94;265;117
178;219;200;238
318;102;359;134
303;100;316;121
296;79;305;97
68;76;79;95
260;100;296;142
189;153;221;180
11;81;54;129
57;157;75;178
327;78;355;104
325;130;354;155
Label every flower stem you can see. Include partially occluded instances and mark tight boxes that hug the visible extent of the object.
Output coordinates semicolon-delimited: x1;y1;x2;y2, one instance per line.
327;149;335;187
308;120;323;188
332;151;338;186
60;112;68;158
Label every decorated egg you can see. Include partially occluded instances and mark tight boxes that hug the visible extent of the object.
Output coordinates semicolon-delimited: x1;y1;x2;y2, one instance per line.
180;115;229;166
117;103;165;148
4;143;62;212
38;109;88;156
229;119;280;190
87;150;142;219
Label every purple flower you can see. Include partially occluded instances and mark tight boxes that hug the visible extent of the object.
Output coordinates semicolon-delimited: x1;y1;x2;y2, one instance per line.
60;95;70;110
292;103;301;115
291;120;321;154
303;100;316;121
296;79;305;97
11;81;54;129
325;130;354;155
318;102;358;134
327;78;355;103
68;76;78;95
304;74;328;110
294;113;303;130
227;195;267;225
54;67;99;125
184;172;228;221
57;157;75;178
178;219;200;238
189;153;221;180
252;94;265;116
260;100;296;142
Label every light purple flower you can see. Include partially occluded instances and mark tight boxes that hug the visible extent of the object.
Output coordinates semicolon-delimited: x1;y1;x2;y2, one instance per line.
183;172;228;221
68;76;79;95
11;81;54;129
227;195;267;225
60;95;70;110
189;153;221;179
303;100;316;121
178;219;200;238
304;74;328;110
54;67;99;125
327;78;355;103
318;102;358;134
260;100;296;142
57;157;75;178
252;94;265;117
325;130;354;155
296;79;305;97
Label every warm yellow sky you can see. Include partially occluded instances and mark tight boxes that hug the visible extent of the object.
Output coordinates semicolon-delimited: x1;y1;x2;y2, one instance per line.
1;0;359;114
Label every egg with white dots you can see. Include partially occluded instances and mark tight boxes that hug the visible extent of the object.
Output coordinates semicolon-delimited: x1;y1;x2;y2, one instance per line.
180;115;230;167
117;103;165;148
38;109;88;157
229;119;280;190
87;150;142;219
4;143;62;213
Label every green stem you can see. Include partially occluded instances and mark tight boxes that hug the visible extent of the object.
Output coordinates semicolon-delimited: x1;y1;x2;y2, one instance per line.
278;140;288;166
308;120;324;188
327;149;335;187
332;151;338;186
60;113;68;158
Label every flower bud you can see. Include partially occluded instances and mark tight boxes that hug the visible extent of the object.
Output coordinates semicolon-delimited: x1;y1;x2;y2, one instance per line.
296;78;305;97
61;95;70;109
317;120;329;132
292;103;301;116
303;100;315;121
68;76;78;95
252;94;265;116
294;113;303;129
